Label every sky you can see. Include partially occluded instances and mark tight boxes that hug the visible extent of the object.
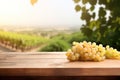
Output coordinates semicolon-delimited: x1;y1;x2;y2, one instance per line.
0;0;84;27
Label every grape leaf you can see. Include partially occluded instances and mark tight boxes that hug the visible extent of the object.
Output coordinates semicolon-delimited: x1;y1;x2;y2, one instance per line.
75;5;81;12
82;0;88;4
73;0;80;3
30;0;38;5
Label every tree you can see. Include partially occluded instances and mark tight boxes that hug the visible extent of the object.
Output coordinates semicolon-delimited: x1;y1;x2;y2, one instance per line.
73;0;120;50
30;0;120;50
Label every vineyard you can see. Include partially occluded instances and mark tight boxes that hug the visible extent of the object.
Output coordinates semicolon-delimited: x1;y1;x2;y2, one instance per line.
0;30;48;51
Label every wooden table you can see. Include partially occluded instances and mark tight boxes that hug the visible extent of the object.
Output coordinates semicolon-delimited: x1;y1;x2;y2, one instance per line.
0;52;120;80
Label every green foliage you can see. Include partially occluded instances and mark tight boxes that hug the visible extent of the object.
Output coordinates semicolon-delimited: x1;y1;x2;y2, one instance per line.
51;32;87;44
73;0;120;50
82;0;88;4
40;39;70;52
40;32;89;52
73;0;80;3
75;5;81;12
51;33;71;42
68;32;87;44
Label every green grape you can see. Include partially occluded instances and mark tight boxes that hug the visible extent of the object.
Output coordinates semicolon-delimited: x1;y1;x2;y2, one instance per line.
105;46;120;59
66;41;120;62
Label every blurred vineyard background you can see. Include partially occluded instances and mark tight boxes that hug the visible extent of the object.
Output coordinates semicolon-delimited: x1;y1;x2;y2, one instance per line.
0;23;119;52
0;0;120;52
0;26;85;52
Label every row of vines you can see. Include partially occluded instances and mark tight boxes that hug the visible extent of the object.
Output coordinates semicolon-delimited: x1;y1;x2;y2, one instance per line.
0;30;48;51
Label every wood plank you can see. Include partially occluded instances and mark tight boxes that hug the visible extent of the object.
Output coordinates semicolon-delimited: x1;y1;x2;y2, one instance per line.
1;68;120;76
0;52;120;76
0;52;65;55
0;76;119;80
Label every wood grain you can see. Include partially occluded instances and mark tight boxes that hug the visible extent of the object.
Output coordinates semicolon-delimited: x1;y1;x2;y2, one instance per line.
0;52;120;76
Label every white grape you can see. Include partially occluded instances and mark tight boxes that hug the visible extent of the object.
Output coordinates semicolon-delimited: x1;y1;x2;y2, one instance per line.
66;41;120;62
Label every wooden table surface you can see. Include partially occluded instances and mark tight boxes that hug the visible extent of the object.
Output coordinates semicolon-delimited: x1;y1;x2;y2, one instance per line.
0;52;120;76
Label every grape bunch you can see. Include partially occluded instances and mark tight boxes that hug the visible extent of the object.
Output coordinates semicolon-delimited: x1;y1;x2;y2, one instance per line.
66;41;120;62
105;45;120;59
